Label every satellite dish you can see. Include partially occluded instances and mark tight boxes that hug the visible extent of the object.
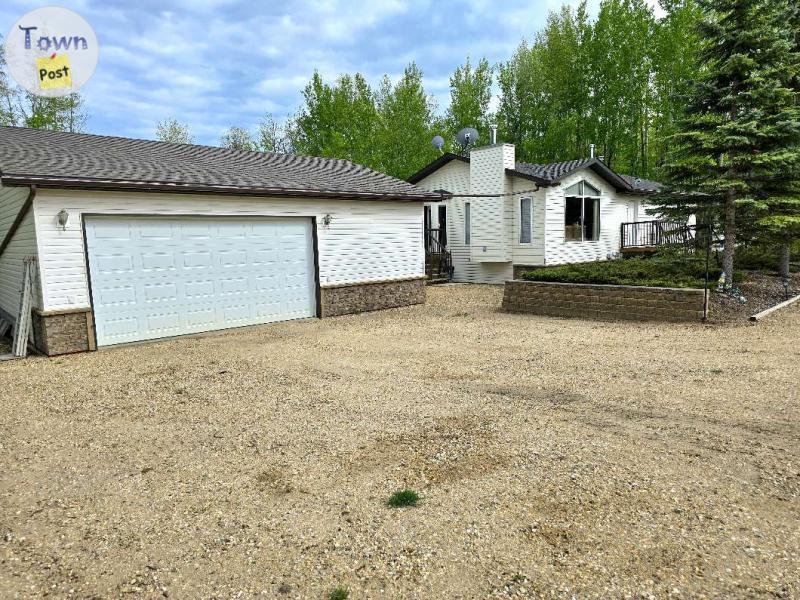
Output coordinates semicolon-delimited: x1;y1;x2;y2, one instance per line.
456;127;479;150
431;135;445;152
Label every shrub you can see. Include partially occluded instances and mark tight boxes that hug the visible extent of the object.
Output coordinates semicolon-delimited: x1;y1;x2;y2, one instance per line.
519;256;721;289
328;586;349;600
386;489;420;508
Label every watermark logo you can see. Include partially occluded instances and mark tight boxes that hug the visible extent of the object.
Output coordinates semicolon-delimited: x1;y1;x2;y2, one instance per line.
5;7;98;97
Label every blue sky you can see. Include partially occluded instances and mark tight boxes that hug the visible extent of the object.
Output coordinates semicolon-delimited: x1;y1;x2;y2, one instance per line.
2;0;662;145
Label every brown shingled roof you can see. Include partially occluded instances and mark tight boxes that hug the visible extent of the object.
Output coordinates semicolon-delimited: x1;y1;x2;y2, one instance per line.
0;126;440;201
408;153;661;193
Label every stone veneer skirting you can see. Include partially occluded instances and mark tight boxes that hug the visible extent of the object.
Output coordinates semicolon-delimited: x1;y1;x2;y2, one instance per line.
320;277;426;317
24;278;425;356
32;308;95;356
502;280;706;322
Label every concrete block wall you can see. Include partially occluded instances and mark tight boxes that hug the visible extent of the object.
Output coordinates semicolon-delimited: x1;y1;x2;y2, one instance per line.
502;280;705;322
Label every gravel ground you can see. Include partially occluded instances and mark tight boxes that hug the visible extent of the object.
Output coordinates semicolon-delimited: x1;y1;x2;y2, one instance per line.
1;284;798;599
710;271;800;323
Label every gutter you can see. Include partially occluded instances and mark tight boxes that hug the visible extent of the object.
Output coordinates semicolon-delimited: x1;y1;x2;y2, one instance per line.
0;176;440;203
0;185;36;259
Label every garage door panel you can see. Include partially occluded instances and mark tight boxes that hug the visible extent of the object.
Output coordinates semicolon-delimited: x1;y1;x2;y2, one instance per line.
184;280;215;299
141;252;176;272
97;285;137;306
86;216;316;346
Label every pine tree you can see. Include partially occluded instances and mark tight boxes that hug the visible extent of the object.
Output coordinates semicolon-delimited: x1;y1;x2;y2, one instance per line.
751;0;800;278
653;0;799;286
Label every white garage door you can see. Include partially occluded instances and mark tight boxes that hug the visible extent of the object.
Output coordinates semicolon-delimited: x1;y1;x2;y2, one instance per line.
85;216;317;346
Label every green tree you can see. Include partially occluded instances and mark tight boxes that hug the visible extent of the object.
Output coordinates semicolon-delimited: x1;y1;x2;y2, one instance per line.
257;113;292;153
587;0;655;174
220;126;257;151
155;118;194;144
650;0;704;171
654;0;799;285
497;3;593;163
751;0;800;278
289;71;378;166
374;63;439;179
444;56;493;149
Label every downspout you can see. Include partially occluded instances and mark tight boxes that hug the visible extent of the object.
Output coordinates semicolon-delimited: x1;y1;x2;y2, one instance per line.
0;185;37;259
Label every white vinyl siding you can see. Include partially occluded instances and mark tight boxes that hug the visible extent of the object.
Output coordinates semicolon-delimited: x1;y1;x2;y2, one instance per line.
0;186;40;321
510;176;546;268
32;189;425;312
544;170;633;265
413;160;512;284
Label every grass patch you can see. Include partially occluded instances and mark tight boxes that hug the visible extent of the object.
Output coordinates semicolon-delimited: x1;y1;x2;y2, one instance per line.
387;489;420;508
328;586;349;600
519;255;721;288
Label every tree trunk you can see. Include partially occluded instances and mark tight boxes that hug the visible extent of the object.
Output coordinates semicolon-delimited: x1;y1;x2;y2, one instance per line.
722;189;736;288
779;241;791;279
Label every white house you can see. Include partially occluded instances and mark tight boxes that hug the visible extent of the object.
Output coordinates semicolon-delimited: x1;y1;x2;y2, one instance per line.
408;141;660;283
0;127;438;355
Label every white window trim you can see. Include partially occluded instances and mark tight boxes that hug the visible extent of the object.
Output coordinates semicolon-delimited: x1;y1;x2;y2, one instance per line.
564;182;601;243
519;196;533;245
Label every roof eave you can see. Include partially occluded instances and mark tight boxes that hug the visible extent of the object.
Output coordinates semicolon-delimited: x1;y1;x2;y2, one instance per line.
505;168;551;186
406;153;468;184
0;175;441;202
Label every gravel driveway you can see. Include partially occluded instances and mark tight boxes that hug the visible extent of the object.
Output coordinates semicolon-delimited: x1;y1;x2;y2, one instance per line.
1;285;798;599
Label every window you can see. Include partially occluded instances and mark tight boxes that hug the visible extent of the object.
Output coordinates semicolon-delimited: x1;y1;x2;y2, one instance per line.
564;180;601;242
464;202;471;245
519;197;532;244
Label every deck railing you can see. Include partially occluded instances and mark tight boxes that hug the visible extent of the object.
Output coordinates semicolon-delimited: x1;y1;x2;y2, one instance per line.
620;220;693;250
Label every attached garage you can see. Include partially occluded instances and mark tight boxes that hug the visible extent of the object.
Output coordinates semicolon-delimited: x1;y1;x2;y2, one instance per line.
85;216;317;346
0;127;439;355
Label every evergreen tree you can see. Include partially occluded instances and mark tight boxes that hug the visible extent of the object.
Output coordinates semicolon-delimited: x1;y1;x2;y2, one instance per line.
751;0;800;277
653;0;799;286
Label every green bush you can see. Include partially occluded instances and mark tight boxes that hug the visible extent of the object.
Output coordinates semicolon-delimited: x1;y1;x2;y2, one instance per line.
328;586;349;600
519;256;721;289
386;489;420;508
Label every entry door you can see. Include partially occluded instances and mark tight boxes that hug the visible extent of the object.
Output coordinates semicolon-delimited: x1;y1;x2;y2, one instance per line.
437;205;447;246
84;216;317;346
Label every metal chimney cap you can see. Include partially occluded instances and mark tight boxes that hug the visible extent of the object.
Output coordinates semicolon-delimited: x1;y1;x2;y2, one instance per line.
489;124;498;145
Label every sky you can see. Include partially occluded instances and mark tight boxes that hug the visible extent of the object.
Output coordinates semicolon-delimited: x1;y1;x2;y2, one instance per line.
1;0;664;146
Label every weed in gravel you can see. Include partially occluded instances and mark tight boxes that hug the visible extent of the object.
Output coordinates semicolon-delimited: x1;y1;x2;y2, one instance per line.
328;585;349;600
387;489;420;507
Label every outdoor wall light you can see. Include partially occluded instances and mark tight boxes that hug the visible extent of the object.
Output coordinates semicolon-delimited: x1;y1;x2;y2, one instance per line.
321;214;333;228
56;209;70;230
